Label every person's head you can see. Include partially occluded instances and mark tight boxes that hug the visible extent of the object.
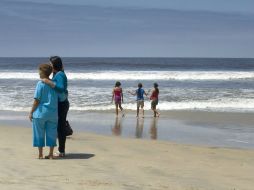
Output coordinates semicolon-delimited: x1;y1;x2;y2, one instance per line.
115;81;121;87
49;56;63;72
39;63;52;79
138;83;142;88
154;83;159;93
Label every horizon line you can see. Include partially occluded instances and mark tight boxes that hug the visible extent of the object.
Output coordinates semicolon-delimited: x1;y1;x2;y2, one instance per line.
0;56;254;59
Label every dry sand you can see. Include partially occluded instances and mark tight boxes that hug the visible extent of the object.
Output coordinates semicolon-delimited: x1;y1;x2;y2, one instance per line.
0;125;254;190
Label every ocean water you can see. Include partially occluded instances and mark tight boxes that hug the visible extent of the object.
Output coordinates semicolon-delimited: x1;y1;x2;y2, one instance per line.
1;57;254;113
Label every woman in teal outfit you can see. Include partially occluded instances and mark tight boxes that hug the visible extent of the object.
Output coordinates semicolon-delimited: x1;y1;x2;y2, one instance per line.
43;56;69;157
29;63;58;159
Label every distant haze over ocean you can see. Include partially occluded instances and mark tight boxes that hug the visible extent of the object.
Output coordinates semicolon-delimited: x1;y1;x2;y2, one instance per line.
0;0;254;57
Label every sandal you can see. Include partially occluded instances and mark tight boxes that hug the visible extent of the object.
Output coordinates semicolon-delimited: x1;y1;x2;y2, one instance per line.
54;152;65;157
44;155;55;159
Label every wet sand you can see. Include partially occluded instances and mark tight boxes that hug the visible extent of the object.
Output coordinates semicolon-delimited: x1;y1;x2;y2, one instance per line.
1;110;254;149
0;124;254;190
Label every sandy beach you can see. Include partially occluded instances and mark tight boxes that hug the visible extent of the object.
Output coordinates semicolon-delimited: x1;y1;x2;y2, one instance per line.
1;1;254;188
0;123;254;190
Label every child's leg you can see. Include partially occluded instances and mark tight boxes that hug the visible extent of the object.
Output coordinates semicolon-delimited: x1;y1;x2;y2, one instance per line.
141;101;145;117
119;103;125;117
152;105;156;117
142;107;145;117
119;103;123;111
151;100;159;117
137;106;139;117
151;102;156;117
156;110;160;117
115;104;119;116
153;109;156;117
153;106;160;117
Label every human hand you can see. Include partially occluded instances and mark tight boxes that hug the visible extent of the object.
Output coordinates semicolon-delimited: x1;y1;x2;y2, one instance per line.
29;112;33;122
41;78;50;84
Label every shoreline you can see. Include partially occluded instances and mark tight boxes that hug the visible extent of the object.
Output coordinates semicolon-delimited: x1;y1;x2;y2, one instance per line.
0;125;254;189
0;110;254;149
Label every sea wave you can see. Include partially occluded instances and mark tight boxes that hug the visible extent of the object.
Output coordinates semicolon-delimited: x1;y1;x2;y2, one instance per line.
2;99;254;113
70;99;254;112
0;71;254;81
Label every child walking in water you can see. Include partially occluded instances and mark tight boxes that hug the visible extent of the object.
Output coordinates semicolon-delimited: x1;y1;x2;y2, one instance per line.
129;83;148;118
150;83;160;117
112;81;124;116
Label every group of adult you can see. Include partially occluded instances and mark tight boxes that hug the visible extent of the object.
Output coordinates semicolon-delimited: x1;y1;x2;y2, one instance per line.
29;56;68;159
29;56;160;159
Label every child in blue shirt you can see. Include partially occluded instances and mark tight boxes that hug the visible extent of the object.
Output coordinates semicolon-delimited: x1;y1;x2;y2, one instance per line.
129;83;148;118
29;64;58;159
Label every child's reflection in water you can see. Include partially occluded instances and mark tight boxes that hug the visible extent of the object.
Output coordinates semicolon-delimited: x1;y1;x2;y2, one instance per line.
150;118;158;140
135;118;144;138
112;117;122;136
112;116;158;140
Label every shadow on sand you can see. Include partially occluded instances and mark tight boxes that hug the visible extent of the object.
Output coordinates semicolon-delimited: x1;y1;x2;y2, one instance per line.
61;153;95;160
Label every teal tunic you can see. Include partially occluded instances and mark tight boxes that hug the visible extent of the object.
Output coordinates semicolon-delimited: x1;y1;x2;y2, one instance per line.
52;71;68;102
33;81;58;122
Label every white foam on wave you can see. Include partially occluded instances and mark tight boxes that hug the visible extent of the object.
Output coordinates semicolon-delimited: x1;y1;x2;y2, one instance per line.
0;71;254;81
0;106;30;112
157;99;254;111
2;101;254;112
69;98;254;112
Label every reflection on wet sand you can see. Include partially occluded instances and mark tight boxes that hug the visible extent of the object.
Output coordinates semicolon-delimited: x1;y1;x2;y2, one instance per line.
150;118;158;140
112;117;122;136
135;118;144;138
111;116;158;140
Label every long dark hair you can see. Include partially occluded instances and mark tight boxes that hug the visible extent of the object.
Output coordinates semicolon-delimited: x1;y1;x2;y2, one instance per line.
50;56;63;72
154;83;159;94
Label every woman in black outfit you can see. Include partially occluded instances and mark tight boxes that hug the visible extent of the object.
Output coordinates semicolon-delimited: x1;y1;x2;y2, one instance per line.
43;56;69;157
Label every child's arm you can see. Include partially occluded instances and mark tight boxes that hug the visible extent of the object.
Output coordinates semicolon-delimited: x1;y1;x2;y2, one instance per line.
146;89;151;96
128;90;136;96
149;89;155;99
29;99;40;121
111;88;115;103
121;88;124;103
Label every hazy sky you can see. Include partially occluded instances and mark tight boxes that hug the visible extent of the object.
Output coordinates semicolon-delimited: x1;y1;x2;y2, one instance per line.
0;0;254;57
